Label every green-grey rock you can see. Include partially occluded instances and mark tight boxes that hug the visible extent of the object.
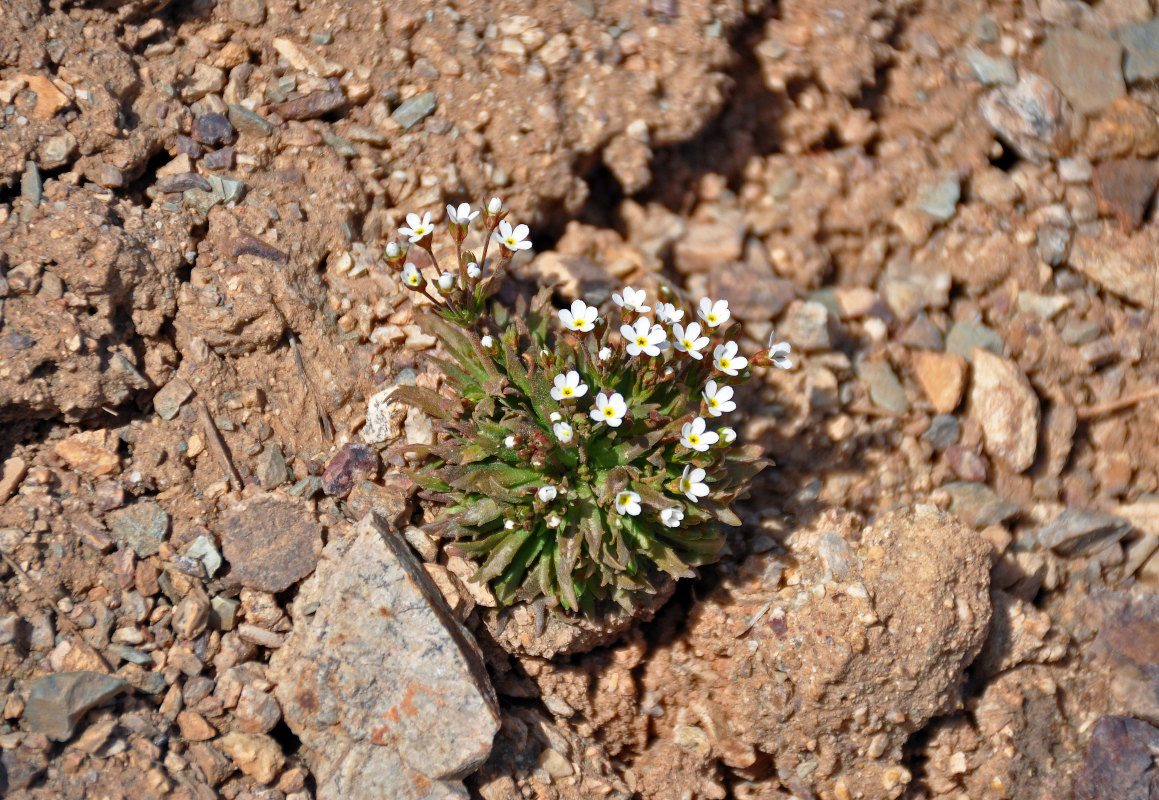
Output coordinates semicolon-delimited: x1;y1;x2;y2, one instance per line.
106;643;153;665
23;671;130;741
322;129;357;158
915;175;961;221
153;377;192;420
855;359;910;414
1115;18;1159;84
256;443;289;489
228;104;273;137
391;92;437;131
965;48;1016;85
184;188;221;217
107;501;169;557
945;321;1004;361
21;161;41;207
210;595;241;631
944;481;1020;527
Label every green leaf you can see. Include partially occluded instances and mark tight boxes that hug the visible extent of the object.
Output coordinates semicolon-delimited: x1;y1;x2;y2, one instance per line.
492;531;545;604
403;467;451;493
427;354;482;393
473;528;532;584
701;498;742;526
392;385;460;420
556;528;580;610
456;497;503;526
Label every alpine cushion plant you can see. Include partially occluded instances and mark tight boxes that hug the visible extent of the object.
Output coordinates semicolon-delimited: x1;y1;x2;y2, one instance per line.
386;199;792;617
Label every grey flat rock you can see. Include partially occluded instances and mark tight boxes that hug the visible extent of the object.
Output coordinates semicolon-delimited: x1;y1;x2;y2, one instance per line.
23;671;130;741
269;514;499;800
1037;508;1132;555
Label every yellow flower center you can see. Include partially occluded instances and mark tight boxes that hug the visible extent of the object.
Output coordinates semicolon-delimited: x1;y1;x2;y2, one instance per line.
709;399;718;408
719;358;730;369
683;339;692;348
604;408;615;417
636;336;648;346
688;434;700;444
505;237;516;246
681;478;691;491
707;314;717;323
562;387;573;397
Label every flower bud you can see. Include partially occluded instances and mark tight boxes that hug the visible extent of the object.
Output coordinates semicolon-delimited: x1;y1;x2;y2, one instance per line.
401;262;424;288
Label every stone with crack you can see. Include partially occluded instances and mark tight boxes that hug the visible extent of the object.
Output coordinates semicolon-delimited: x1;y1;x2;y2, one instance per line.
269;514;500;800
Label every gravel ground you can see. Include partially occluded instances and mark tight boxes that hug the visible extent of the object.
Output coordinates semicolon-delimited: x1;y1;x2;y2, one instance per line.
2;0;1159;798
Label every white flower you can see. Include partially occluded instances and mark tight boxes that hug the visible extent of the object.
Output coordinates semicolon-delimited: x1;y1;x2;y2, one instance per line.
768;341;792;369
660;507;684;527
698;297;730;327
612;286;650;313
437;272;455;291
401;262;424;287
487;197;503;214
551;370;589;401
446;202;479;225
504;435;516;448
481;335;494;348
614;490;642;516
718;426;737;444
598;346;612;362
493;219;532;251
558;299;598;332
546;514;562;529
504;519;515;530
702;380;736;417
621;318;667;357
680;417;719;452
467;262;482;279
385;242;402;258
399;211;433;242
590;392;628;427
553;421;574;443
679;465;710;503
549;411;561;422
537;485;558;503
671;322;709;360
656;302;684;324
713;341;748;376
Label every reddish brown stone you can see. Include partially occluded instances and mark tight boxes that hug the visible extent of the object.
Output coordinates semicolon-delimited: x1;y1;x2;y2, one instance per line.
1094;159;1159;231
320;443;379;499
275;90;346;121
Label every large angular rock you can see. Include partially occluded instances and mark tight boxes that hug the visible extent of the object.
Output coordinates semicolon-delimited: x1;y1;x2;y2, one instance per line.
269;514;499;800
22;671;130;742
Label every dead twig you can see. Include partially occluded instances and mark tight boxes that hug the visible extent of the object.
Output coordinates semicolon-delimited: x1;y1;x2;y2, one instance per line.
1076;386;1159;420
289;332;334;442
0;549;115;674
195;396;243;490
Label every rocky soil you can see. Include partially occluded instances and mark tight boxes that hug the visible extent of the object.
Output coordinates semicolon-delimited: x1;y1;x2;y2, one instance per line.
3;0;1159;798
